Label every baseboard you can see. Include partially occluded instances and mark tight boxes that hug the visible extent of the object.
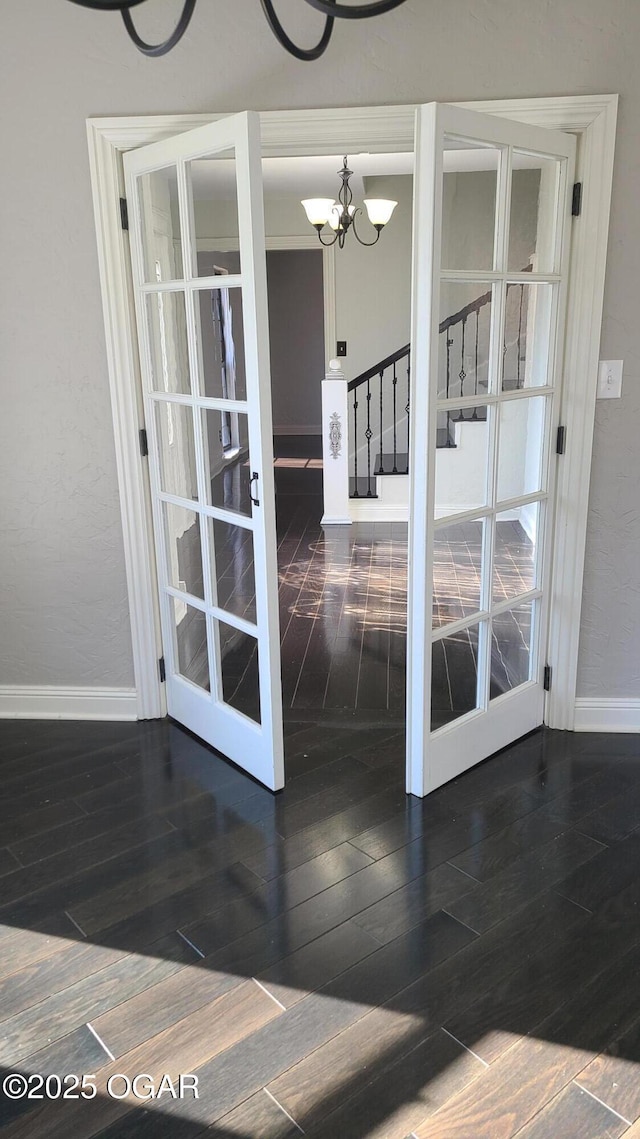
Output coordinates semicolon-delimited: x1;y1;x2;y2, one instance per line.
0;686;138;721
574;697;640;733
349;503;409;522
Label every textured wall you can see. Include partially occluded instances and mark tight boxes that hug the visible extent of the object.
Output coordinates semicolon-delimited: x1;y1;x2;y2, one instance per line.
0;0;638;695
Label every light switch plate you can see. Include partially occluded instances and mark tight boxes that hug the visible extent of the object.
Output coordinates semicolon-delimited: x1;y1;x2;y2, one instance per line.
597;360;623;399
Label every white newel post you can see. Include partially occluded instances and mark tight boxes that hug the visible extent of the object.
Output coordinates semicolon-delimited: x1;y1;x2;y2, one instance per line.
321;359;352;526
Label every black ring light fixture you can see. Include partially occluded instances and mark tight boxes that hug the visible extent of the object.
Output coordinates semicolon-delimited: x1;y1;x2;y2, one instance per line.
67;0;409;60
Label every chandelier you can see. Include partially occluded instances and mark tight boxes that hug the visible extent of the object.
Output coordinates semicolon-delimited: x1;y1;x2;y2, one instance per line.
67;1;409;60
301;157;397;248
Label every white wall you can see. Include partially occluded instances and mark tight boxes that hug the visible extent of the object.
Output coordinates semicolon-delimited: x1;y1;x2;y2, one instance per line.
1;0;638;700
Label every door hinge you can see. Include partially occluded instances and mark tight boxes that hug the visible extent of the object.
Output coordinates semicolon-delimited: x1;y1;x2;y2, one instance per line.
556;425;566;455
159;657;166;683
120;197;129;231
543;664;552;692
139;428;149;457
571;182;583;217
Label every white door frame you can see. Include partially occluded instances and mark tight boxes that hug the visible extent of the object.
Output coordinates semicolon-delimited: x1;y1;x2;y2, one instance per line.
87;95;618;730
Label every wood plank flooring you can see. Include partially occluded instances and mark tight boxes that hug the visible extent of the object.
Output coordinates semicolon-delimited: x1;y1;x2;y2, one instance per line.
0;718;639;1137
179;465;538;724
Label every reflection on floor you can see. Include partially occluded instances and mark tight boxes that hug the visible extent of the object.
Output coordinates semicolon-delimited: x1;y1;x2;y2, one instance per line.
1;718;639;1138
172;464;537;725
276;471;407;722
275;470;535;725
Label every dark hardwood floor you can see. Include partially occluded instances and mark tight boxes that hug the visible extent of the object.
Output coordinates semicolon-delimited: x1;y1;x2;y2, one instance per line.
276;467;537;726
1;465;638;1137
189;460;536;725
0;716;639;1137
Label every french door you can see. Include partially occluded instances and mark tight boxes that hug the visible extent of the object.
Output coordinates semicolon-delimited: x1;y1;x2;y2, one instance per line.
124;112;284;791
407;103;576;796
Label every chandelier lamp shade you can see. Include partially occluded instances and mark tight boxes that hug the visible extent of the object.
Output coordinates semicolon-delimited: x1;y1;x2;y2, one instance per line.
302;157;397;248
66;0;410;60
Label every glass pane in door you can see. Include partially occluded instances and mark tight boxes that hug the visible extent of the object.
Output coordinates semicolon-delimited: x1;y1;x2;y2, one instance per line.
154;402;198;501
439;282;493;400
202;408;251;515
137;166;184;282
194;284;247;401
217;620;260;722
163;503;204;600
209;518;256;623
496;396;547;503
172;599;210;692
189;150;241;275
145;291;191;395
490;601;533;698
493;506;539;604
431;623;480;730
441;142;500;271
502;283;554;392
435;405;491;519
433;518;484;628
508;153;561;273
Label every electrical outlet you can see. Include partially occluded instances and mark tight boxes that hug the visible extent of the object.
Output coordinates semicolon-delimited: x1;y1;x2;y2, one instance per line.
597;360;623;399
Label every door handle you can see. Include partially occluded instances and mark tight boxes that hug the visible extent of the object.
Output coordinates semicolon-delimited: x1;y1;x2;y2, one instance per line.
249;471;260;507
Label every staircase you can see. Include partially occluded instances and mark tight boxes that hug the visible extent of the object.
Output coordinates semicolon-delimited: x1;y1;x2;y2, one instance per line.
347;272;531;503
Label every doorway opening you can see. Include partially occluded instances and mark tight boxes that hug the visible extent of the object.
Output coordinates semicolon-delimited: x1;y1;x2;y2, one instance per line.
90;97;616;793
141;130;574;785
196;159;412;772
256;157;412;787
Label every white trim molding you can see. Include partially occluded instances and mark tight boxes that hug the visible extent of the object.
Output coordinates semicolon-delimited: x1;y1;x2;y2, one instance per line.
574;698;640;733
350;502;409;523
87;95;618;729
0;687;138;721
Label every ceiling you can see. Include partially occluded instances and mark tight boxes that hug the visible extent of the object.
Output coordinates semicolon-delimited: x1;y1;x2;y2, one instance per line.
191;152;414;200
189;147;543;200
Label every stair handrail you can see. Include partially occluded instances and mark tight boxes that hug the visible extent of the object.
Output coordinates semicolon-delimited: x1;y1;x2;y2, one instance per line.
347;343;410;392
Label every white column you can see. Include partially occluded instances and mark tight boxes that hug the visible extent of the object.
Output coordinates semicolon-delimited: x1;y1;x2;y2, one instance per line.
321;359;352;526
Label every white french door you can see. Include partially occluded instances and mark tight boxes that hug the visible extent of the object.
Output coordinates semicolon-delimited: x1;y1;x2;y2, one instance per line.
124;112;284;791
407;103;576;796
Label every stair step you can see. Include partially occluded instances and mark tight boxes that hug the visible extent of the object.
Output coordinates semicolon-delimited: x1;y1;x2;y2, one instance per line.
373;452;409;474
448;409;487;424
372;429;455;475
349;477;379;500
436;426;456;449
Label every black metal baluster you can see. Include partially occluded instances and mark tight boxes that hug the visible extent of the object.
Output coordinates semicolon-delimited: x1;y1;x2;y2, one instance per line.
365;378;373;496
392;362;398;472
459;316;467;401
352;392;359;496
517;283;525;389
475;309;479;396
446;335;453;400
405;351;410;473
378;369;384;473
472;309;480;420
